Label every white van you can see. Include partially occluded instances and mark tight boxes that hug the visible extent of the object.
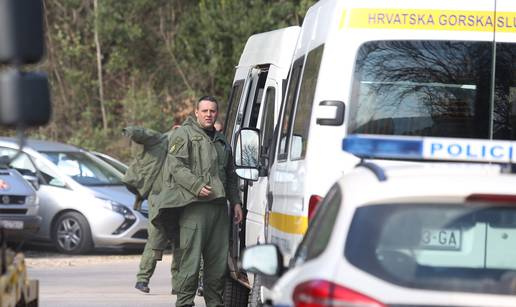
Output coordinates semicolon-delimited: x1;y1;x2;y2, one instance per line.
232;0;516;302
222;26;299;302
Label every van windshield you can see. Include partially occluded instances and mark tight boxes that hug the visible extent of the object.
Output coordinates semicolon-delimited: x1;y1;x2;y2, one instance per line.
345;203;516;295
348;41;516;140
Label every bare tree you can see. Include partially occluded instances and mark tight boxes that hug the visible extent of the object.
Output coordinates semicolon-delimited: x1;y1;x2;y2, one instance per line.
93;0;108;130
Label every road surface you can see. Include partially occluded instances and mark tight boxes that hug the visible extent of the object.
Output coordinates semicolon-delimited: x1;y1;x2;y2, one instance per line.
25;248;206;307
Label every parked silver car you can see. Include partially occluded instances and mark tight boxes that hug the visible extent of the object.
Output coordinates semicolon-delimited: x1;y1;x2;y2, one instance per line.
91;151;128;174
0;137;148;254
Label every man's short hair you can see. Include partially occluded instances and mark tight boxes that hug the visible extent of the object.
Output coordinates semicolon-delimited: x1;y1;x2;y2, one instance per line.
197;95;218;110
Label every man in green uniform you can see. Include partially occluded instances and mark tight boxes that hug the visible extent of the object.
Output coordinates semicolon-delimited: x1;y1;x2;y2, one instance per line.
155;96;243;307
135;176;170;293
122;126;174;294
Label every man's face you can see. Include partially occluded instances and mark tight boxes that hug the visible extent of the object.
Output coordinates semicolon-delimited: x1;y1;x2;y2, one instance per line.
195;100;218;129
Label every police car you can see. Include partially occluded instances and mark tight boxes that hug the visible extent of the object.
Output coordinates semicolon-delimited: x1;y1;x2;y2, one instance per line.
242;136;516;307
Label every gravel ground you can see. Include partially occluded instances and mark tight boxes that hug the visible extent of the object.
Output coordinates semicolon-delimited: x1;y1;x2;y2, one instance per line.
25;252;142;268
20;244;196;307
21;243;147;268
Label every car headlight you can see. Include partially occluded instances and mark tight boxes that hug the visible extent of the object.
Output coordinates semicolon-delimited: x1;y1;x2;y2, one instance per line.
98;198;137;235
99;198;136;220
111;203;136;220
25;195;37;205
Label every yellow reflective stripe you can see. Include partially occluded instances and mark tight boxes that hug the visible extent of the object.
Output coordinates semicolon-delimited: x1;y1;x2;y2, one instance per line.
339;8;516;33
269;212;308;235
338;9;347;30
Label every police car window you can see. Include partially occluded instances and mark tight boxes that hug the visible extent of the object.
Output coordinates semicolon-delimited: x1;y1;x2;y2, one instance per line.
293;184;341;266
346;203;516;295
291;44;324;160
348;40;500;139
42;151;123;186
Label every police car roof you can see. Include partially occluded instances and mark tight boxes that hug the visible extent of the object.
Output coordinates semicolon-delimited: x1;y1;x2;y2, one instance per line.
338;162;516;207
0;137;81;153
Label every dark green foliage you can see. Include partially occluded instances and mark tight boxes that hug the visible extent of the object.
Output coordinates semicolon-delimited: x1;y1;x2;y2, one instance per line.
1;0;316;162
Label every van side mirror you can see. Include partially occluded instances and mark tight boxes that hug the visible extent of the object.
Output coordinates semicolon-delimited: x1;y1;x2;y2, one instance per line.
0;0;51;128
0;70;51;127
242;244;284;276
0;0;44;64
234;128;260;181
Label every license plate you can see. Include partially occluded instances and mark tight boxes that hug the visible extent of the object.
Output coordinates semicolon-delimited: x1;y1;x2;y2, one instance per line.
0;220;24;230
420;228;462;250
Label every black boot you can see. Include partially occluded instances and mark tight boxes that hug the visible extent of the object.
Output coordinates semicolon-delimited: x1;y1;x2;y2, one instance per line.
135;281;150;293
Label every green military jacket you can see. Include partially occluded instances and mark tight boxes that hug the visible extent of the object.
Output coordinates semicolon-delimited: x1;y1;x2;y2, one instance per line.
152;116;241;228
122;126;170;201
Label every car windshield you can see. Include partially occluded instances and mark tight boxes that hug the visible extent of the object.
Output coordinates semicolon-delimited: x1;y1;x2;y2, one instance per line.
348;41;516;140
41;151;123;186
94;154;128;174
345;203;516;295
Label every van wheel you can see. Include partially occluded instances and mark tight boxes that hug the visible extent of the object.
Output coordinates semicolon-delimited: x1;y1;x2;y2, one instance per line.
224;276;249;307
53;212;92;254
249;274;264;307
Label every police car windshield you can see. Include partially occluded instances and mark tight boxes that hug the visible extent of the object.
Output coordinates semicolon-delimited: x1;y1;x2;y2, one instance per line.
349;41;516;140
345;203;516;295
41;151;123;186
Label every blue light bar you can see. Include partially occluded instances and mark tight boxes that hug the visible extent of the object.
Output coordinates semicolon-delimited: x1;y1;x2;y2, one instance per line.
342;134;516;163
342;135;423;160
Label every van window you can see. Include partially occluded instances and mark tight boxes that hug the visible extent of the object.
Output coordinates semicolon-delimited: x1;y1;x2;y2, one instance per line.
278;57;304;161
348;40;506;139
224;80;244;140
248;69;269;128
291;44;324;160
493;43;516;140
261;87;276;156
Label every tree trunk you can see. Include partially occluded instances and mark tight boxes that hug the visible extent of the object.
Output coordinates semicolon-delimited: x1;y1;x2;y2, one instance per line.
93;0;108;130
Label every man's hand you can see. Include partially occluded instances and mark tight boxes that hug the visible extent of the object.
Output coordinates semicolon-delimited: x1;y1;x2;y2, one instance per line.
233;204;243;224
198;185;213;198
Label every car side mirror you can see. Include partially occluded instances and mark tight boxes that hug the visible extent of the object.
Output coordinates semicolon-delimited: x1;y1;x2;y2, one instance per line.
23;174;40;191
234;128;260;181
242;244;284;276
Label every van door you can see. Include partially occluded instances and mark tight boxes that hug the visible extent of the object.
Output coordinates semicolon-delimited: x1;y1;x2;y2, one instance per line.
244;67;283;246
266;56;305;255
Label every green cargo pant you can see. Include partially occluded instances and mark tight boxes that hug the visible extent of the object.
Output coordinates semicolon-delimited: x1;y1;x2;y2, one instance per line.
136;218;172;284
136;196;173;285
173;200;229;307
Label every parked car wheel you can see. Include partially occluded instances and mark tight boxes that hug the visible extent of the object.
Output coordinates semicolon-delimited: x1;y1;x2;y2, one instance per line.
53;212;92;254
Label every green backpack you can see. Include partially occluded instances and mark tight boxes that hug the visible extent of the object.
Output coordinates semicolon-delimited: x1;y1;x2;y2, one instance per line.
122;126;170;210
